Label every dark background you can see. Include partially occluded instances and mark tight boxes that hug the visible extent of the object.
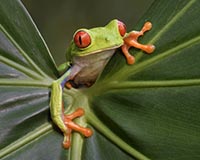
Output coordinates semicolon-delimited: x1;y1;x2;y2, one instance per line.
22;0;153;65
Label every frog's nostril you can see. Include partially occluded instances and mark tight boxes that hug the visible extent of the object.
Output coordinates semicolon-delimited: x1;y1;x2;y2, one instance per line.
105;37;110;42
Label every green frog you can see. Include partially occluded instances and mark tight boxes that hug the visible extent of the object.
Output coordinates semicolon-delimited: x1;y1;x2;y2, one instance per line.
50;19;155;148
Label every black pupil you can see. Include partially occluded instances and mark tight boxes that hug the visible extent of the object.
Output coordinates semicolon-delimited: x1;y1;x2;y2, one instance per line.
79;35;82;45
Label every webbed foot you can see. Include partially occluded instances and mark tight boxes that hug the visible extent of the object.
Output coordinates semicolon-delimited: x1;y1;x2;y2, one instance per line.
121;21;155;64
62;108;93;148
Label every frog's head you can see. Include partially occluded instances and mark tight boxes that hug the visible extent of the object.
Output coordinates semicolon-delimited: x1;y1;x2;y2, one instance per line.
66;19;126;61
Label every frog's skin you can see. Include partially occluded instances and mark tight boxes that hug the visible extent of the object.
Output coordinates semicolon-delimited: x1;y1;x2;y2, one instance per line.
50;19;155;148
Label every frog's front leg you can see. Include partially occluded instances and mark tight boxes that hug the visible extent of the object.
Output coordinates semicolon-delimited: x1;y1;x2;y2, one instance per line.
50;70;92;149
121;22;155;64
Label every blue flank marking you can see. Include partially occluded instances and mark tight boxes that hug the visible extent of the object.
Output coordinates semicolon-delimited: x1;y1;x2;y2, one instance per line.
60;68;72;89
61;77;69;89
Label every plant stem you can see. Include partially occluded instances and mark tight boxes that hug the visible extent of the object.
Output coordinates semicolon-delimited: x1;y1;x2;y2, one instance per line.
87;112;151;160
68;133;84;160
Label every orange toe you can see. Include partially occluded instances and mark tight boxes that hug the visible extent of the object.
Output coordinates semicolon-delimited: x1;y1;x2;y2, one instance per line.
62;108;93;149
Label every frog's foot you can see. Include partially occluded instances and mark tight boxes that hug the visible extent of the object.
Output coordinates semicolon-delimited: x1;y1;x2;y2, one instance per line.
65;81;73;89
121;21;155;65
62;108;93;148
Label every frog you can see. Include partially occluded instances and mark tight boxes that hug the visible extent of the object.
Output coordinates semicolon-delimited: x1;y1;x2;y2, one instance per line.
50;19;155;149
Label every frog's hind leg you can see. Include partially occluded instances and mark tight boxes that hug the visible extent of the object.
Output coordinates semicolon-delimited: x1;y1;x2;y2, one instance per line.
63;108;92;137
63;108;93;148
50;66;93;149
50;81;93;149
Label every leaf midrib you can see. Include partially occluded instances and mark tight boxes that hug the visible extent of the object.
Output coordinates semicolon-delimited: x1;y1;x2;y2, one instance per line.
0;79;51;88
90;78;200;95
106;79;200;91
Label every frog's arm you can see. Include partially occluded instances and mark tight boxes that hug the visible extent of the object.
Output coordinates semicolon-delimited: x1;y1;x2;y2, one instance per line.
121;22;155;64
57;61;71;74
50;68;92;148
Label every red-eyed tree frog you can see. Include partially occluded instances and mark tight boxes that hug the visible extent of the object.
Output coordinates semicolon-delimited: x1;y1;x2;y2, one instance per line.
50;19;155;149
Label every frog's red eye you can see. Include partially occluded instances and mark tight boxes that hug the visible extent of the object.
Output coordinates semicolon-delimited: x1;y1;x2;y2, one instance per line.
117;20;126;37
74;31;91;48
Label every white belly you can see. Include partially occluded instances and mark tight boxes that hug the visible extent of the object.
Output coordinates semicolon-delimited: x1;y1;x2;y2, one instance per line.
71;49;116;86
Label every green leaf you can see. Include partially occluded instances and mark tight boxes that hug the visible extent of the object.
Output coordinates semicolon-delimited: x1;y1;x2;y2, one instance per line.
0;0;63;159
0;0;58;80
1;0;200;160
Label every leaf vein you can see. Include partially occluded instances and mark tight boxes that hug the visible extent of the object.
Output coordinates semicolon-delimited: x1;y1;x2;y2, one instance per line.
149;0;196;44
135;0;197;60
107;79;200;91
113;35;200;81
0;24;50;79
0;55;44;80
0;123;52;159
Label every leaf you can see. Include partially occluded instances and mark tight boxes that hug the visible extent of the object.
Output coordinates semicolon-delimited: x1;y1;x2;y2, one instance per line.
0;0;63;159
0;0;58;79
85;0;200;159
0;0;200;160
